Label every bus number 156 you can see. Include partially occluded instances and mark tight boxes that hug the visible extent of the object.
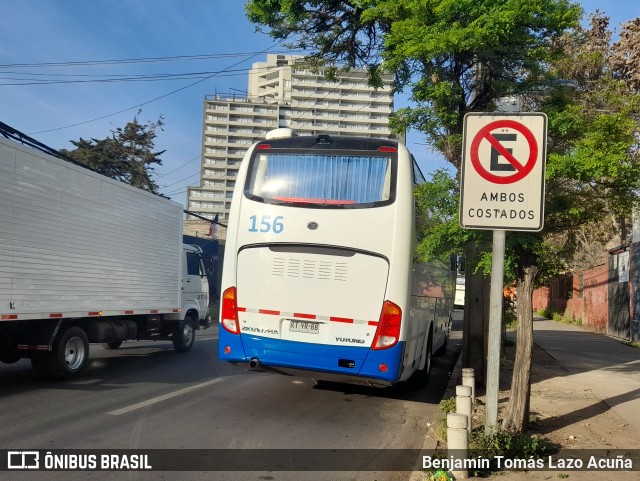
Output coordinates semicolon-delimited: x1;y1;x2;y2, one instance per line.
249;215;285;234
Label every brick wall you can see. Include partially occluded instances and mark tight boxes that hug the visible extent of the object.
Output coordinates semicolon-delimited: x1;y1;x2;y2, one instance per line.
533;263;608;331
567;264;608;331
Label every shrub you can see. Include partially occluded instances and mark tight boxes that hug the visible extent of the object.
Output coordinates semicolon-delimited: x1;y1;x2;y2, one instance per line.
467;431;556;474
536;308;553;318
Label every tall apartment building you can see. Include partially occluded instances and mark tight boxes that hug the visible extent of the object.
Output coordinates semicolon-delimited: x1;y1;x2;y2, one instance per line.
185;54;401;236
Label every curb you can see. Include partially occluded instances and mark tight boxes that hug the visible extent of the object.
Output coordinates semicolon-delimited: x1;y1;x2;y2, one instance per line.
407;349;465;481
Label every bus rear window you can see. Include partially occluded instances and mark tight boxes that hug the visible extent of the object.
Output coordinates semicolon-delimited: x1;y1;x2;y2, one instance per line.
245;152;394;208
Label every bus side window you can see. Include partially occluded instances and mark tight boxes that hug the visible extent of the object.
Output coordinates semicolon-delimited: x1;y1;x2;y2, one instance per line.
412;155;426;185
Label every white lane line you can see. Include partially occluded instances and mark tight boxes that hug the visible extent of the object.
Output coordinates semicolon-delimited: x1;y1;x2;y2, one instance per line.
107;378;224;416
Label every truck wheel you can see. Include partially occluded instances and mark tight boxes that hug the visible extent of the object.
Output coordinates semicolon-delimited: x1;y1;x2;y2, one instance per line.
101;341;123;350
0;334;20;364
0;353;20;364
50;327;90;379
173;316;196;353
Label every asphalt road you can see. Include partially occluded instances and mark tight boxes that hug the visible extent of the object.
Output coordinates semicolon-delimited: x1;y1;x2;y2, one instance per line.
0;312;463;481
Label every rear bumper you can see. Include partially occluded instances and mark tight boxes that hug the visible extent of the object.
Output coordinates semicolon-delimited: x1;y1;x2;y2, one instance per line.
218;332;405;384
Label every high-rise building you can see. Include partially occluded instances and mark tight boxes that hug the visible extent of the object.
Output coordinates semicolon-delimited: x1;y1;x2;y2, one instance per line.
185;54;401;237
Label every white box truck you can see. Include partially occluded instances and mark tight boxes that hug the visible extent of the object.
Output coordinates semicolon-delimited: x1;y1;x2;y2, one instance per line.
0;133;209;379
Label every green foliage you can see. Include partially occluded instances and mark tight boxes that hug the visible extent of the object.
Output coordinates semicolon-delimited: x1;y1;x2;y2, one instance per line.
551;312;582;326
439;396;457;414
503;305;517;331
468;430;555;473
414;169;471;262
430;427;555;475
536;308;553;318
470;430;552;458
540;14;640;271
245;0;581;168
428;470;453;481
435;397;458;441
62;115;165;194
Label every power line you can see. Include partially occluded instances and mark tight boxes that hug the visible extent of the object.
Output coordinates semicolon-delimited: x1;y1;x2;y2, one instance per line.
160;171;202;190
157;154;201;178
28;42;289;135
0;51;304;69
0;65;292;86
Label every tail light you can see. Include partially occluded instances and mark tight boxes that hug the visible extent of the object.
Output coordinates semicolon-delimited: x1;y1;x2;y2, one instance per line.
221;287;240;334
371;300;402;350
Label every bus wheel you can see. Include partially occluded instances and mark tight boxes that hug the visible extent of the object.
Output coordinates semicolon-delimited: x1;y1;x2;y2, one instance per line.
409;333;432;388
435;314;452;356
173;315;196;352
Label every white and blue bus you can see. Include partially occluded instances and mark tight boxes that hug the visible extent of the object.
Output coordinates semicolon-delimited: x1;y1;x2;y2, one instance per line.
218;129;454;387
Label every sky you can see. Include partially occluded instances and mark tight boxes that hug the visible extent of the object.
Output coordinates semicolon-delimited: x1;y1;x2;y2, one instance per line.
0;0;637;207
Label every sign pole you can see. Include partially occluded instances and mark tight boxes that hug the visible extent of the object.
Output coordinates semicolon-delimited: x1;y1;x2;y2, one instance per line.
459;113;547;433
485;228;505;433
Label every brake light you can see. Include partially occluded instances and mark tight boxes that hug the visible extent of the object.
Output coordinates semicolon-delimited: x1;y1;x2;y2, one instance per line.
371;300;402;350
256;144;271;150
221;287;240;334
377;146;397;153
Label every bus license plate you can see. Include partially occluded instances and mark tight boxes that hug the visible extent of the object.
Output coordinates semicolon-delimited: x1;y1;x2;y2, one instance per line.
289;320;319;334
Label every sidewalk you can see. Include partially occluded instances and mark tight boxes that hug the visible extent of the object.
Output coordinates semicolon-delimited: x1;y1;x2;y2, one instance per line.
489;318;640;480
410;316;640;481
531;317;640;433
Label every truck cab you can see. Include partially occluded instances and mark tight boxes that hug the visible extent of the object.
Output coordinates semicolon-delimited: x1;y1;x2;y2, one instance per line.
181;244;210;321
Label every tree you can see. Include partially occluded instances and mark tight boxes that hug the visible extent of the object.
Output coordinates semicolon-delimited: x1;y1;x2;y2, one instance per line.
541;13;640;272
414;169;470;261
62;114;165;194
499;11;640;432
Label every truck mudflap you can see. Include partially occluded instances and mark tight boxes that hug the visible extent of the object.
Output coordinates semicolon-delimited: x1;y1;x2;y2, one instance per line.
219;334;405;384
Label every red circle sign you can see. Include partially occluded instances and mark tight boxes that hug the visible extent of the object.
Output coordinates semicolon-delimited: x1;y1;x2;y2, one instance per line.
470;120;538;184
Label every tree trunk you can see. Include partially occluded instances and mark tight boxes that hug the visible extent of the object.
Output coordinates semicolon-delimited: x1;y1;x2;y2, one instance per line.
502;265;538;433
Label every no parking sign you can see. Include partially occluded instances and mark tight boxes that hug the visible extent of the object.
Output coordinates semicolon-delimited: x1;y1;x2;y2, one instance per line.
459;113;547;231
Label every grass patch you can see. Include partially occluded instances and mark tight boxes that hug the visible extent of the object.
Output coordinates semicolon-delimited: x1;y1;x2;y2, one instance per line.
621;340;640;349
428;398;557;477
426;429;556;477
439;397;457;415
536;308;553;318
551;312;582;327
435;397;457;441
470;429;554;459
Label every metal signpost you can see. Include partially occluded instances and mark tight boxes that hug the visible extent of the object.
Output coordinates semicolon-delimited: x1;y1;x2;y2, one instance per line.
459;113;547;432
